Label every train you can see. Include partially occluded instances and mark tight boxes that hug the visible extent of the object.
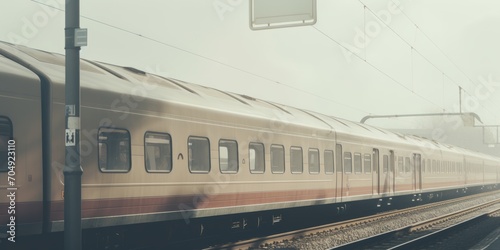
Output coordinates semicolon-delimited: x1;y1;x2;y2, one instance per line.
0;41;499;248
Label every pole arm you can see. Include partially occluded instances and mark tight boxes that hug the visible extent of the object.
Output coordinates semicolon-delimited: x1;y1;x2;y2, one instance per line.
360;112;482;124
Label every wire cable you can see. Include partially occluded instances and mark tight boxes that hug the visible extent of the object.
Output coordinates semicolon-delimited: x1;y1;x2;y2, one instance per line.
312;26;444;111
28;0;372;116
360;0;500;122
387;0;500;122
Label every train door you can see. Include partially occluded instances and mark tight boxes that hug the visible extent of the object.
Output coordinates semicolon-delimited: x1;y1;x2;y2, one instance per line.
414;154;422;191
0;59;44;235
372;148;379;195
380;153;388;194
335;144;343;202
390;150;395;193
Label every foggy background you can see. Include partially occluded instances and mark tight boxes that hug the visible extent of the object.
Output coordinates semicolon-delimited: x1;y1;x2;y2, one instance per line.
1;0;499;154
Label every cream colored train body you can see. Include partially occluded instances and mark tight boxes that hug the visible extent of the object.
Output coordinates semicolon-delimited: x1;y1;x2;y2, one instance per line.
0;42;499;238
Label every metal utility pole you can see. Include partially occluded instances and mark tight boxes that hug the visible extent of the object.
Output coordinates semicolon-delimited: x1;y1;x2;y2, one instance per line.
459;86;462;113
64;0;86;249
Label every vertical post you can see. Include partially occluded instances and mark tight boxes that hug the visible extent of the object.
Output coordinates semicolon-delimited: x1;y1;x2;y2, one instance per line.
64;0;84;249
459;86;462;114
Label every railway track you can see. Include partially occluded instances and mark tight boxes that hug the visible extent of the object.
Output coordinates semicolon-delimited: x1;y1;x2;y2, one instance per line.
334;199;500;249
203;190;500;250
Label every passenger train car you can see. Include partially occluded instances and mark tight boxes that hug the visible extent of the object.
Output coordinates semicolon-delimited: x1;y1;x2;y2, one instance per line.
0;41;499;247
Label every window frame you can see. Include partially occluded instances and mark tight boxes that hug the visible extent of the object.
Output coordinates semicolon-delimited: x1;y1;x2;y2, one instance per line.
344;152;352;174
404;157;411;173
363;153;372;174
188;136;211;174
383;155;389;173
398;156;404;174
308;148;320;174
98;127;132;173
290;146;303;174
353;152;362;174
249;142;265;174
219;139;239;174
270;144;285;174
144;131;172;173
324;150;334;174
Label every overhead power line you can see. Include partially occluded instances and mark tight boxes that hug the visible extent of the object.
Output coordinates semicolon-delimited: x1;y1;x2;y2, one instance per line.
383;0;500;122
29;0;372;116
312;25;444;111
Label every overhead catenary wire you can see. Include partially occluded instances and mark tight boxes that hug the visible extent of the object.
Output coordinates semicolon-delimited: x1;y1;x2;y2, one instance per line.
312;25;444;111
29;0;372;117
392;0;482;86
384;0;500;122
316;0;499;124
31;0;496;124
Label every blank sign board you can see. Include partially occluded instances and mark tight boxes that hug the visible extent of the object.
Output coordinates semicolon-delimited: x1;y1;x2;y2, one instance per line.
250;0;317;30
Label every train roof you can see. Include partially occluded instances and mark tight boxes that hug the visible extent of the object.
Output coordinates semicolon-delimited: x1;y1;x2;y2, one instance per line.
0;41;495;158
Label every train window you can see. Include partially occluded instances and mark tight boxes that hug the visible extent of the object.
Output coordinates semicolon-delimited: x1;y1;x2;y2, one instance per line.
188;137;211;173
324;150;334;174
364;154;371;174
432;160;436;173
336;144;343;173
249;142;265;173
0;117;13;172
383;155;389;173
398;156;403;173
422;159;425;173
354;153;362;174
308;148;320;174
98;128;131;172
404;157;411;173
427;159;431;173
219;139;238;173
271;144;285;174
290;147;303;174
145;132;172;173
344;152;352;173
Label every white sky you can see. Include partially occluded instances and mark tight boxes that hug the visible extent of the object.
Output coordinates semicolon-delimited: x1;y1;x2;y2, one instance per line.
2;0;500;129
